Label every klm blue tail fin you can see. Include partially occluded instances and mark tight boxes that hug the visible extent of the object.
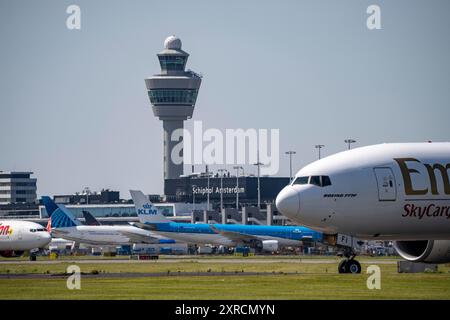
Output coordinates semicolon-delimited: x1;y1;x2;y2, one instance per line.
42;196;81;228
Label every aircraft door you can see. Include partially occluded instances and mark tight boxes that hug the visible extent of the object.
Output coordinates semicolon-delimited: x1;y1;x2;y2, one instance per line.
373;167;397;201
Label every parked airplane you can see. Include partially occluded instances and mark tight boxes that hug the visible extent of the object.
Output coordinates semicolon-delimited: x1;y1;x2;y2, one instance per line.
130;190;322;252
82;210;101;226
276;142;450;273
0;220;51;258
42;196;175;246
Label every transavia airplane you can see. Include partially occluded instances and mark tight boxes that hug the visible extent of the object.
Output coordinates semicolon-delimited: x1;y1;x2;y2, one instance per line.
130;190;322;252
276;142;450;273
0;220;51;258
42;196;176;246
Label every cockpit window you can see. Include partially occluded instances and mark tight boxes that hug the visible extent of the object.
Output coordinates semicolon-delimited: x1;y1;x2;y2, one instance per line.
322;176;332;187
310;176;321;186
292;175;332;187
292;176;309;185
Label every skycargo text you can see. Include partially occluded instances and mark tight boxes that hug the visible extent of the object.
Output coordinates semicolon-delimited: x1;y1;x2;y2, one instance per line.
403;203;450;219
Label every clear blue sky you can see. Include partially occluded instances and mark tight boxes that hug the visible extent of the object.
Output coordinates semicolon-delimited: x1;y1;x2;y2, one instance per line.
1;0;449;198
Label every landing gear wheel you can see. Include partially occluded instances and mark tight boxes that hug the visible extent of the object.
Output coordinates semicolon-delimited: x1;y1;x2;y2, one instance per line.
338;260;348;274
338;259;361;273
346;260;361;274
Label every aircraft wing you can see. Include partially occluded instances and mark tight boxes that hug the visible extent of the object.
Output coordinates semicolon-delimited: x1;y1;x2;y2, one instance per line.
118;231;160;244
130;221;158;231
209;225;259;244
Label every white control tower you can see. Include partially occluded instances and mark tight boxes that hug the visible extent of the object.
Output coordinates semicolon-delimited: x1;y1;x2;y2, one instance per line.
145;36;202;180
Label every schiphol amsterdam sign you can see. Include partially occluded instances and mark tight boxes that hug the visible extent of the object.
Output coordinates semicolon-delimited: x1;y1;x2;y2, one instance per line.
192;186;245;196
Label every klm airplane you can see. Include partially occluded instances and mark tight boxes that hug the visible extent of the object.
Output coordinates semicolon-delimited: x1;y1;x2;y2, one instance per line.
130;190;322;252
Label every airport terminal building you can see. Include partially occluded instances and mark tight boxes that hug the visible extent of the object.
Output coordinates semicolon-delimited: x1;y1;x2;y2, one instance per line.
0;171;37;204
164;174;290;209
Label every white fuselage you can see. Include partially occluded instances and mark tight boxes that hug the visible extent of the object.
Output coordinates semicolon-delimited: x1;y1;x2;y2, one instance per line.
276;143;450;240
0;220;51;251
51;225;164;245
151;231;301;247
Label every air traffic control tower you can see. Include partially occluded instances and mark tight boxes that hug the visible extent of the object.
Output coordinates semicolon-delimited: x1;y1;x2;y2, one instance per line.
145;36;202;180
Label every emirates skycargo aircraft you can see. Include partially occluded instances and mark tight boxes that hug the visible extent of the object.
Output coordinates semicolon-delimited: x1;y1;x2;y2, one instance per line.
276;142;450;273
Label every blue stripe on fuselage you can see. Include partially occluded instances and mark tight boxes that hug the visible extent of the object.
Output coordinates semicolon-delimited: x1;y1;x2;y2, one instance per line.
147;222;322;241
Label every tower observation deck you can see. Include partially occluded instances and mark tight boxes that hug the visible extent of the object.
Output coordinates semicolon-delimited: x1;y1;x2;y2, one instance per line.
145;36;202;180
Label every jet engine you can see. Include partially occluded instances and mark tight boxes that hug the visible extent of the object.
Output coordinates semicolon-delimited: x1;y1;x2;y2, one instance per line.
261;240;279;252
0;250;25;258
394;240;450;263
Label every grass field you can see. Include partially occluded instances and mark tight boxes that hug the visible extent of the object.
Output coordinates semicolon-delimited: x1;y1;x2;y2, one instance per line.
0;257;449;299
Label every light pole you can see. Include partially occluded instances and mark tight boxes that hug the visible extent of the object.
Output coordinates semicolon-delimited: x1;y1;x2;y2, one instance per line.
218;169;228;211
192;185;196;213
83;187;91;205
315;145;325;159
344;139;356;150
233;166;243;210
253;161;263;209
206;172;212;211
285;151;296;182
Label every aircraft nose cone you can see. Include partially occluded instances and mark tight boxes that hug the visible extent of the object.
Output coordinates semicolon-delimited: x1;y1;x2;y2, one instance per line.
40;232;51;246
276;186;300;217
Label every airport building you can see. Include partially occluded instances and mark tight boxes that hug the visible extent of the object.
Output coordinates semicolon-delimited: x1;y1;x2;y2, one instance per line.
53;189;120;205
0;202;39;218
165;172;289;209
0;171;37;204
145;35;202;180
0;171;39;218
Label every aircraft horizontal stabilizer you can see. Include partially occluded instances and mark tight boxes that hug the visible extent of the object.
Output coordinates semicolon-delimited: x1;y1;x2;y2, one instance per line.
132;222;158;231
